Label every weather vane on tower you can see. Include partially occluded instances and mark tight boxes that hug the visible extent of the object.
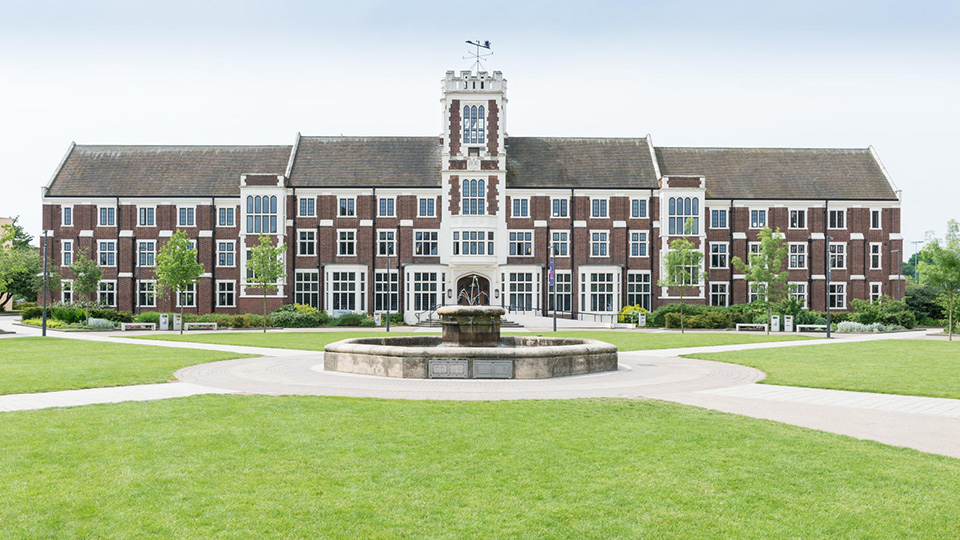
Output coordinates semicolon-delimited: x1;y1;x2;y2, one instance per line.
464;40;492;74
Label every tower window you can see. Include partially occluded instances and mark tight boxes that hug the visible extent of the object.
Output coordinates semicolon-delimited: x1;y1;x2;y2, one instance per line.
461;105;486;145
461;179;486;216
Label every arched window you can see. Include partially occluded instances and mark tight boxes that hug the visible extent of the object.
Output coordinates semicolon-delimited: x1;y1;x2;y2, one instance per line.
463;106;470;143
478;106;485;144
460;104;487;145
246;194;279;234
668;196;700;235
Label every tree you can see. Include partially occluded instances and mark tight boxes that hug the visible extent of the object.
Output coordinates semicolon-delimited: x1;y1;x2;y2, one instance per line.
155;230;204;335
657;234;704;333
0;218;42;309
732;226;789;335
247;234;286;333
0;217;34;250
919;220;960;341
68;248;102;322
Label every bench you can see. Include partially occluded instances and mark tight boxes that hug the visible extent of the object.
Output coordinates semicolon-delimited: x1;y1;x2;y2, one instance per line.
185;322;218;331
120;322;156;331
796;324;828;332
736;323;768;332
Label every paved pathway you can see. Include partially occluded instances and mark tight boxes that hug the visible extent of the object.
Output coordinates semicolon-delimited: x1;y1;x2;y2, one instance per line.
3;317;958;458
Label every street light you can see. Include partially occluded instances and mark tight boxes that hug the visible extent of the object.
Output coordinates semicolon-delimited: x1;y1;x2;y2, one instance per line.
825;235;833;339
911;240;923;285
892;249;902;299
385;242;393;332
550;241;557;332
41;230;48;337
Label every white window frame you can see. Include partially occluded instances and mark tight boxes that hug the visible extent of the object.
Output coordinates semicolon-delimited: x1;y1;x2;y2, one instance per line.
338;229;357;257
748;242;761;256
293;270;320;308
583;271;618;313
177;205;196;227
138;280;156;308
453;230;494;256
748;282;766;303
551;198;569;218
550;230;569;257
508;230;534;257
138;205;156;227
338;196;356;217
61;205;73;227
589;230;610;258
176;283;197;308
327;267;366;314
870;282;883;302
217;241;235;267
61;279;73;303
869;242;882;270
591;198;609;218
709;282;728;307
710;208;728;229
418;197;436;218
829;282;847;310
218;206;236;228
749;209;767;229
298;229;316;257
217;280;236;308
828;209;846;230
378;229;396;257
97;280;117;307
461;179;486;216
789;209;807;230
98;239;117;267
788;242;807;270
138;240;157;268
414;230;439;257
298;197;316;217
511;197;530;218
789;282;808;308
98;205;116;227
374;269;399;313
626;271;651;310
710;242;728;269
829;243;847;270
61;240;73;267
630;198;647;219
629;231;649;258
870;209;882;230
378;197;396;218
506;271;536;312
667;196;700;235
550;270;573;313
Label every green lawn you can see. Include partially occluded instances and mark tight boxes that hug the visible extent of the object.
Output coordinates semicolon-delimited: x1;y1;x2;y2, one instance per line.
129;329;814;352
0;337;253;395
687;339;960;399
2;396;958;538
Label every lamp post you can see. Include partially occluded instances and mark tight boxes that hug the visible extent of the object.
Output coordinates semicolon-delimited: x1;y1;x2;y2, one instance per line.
825;235;832;339
550;241;557;333
385;243;392;332
892;249;901;299
41;230;48;337
911;240;923;285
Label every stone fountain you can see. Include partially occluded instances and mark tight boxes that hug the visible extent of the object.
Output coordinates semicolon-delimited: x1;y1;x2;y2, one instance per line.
323;305;618;379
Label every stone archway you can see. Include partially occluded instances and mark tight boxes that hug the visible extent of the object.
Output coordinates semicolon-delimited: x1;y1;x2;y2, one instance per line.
456;274;491;306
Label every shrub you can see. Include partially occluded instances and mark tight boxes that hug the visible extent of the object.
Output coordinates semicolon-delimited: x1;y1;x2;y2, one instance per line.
87;317;116;329
15;301;37;310
648;303;713;327
20;306;46;320
135;311;160;325
332;312;370;327
89;309;135;324
198;313;238;328
795;310;827;326
837;321;887;333
618;305;649;325
22;318;63;328
52;307;85;324
906;284;944;321
851;296;917;329
272;310;321;328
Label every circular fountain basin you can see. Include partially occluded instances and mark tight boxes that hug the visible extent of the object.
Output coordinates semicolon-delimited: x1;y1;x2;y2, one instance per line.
323;335;619;379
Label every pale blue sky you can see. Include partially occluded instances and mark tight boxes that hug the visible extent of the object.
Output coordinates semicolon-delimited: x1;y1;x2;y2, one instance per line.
2;0;958;253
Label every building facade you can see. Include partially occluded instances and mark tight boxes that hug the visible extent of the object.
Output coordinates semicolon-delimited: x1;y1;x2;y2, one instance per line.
41;69;904;322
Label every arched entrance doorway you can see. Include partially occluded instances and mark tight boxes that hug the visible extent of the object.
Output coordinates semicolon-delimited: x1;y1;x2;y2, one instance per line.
456;274;490;305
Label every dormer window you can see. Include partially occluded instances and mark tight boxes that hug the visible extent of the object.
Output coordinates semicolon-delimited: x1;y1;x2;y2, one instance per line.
462;105;485;145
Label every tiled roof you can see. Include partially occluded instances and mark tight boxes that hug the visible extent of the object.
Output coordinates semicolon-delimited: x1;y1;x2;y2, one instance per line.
46;145;291;197
654;147;898;200
505;137;660;189
288;137;442;187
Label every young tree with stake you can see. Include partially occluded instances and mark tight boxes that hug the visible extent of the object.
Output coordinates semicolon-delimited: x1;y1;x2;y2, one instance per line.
658;223;705;333
68;248;103;323
732;226;789;335
919;220;960;341
155;230;204;334
247;234;286;333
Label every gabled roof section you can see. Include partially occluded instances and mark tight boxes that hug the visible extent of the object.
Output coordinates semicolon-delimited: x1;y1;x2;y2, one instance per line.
505;137;660;189
45;145;292;197
654;147;899;200
288;136;442;187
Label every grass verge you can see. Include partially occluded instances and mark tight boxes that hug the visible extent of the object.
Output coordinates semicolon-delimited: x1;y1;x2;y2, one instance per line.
0;337;254;395
128;329;814;352
1;395;958;538
686;339;960;398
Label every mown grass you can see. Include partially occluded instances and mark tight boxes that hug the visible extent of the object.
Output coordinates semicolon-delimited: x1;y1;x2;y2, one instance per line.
0;337;253;395
129;329;814;352
1;395;958;538
687;339;960;399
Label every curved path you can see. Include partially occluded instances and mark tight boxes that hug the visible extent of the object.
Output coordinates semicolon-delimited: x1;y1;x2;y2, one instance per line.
175;351;764;401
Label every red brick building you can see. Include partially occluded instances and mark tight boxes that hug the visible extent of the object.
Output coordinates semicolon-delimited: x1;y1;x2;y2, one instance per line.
40;69;903;321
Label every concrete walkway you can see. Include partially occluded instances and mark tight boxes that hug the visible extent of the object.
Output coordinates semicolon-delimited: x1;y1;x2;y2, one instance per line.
2;317;958;458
